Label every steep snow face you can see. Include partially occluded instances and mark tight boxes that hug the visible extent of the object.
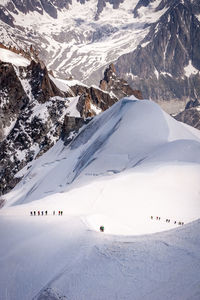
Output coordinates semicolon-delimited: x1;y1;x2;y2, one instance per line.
0;48;30;66
3;97;200;236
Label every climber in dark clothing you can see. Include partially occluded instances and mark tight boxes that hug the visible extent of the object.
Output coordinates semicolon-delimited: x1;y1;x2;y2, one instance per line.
100;226;104;232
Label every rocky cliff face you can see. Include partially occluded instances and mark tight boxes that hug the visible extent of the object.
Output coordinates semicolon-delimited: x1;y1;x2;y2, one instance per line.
174;99;200;130
70;84;118;116
0;58;72;194
0;62;28;142
26;60;65;103
115;0;200;103
99;63;143;100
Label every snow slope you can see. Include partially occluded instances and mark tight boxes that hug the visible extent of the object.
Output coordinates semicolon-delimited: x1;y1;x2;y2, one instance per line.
0;214;200;300
0;97;200;299
2;97;200;235
0;48;30;66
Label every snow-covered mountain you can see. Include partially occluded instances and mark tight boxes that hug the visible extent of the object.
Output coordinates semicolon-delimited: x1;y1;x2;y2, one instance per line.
4;97;200;227
0;47;140;195
115;0;200;105
0;96;200;300
0;4;200;299
1;0;200;105
0;0;147;83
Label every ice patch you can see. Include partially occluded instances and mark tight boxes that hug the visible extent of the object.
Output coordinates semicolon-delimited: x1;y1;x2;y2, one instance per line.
0;48;30;67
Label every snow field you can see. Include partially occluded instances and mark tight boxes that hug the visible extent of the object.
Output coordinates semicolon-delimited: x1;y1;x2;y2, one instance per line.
1;97;200;299
0;212;200;300
0;48;30;67
4;162;199;236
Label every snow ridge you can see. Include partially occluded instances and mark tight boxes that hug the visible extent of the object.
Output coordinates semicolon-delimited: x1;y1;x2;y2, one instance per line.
3;97;200;236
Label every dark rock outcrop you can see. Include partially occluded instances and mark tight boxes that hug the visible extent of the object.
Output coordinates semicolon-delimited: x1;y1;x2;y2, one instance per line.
174;99;200;130
0;5;14;27
0;62;28;141
0;198;5;209
76;94;94;118
27;60;65;103
0;96;70;195
61;115;88;145
133;0;153;18
70;84;118;115
0;57;73;195
185;98;200;109
100;63;143;100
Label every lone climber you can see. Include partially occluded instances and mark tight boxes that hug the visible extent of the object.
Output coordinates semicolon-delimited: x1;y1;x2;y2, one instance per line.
100;226;104;232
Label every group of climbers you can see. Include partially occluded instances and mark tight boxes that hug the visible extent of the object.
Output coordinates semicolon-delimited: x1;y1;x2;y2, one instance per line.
30;210;63;216
151;216;184;225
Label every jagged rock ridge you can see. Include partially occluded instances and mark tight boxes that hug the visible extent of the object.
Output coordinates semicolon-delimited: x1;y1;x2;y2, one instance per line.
100;63;143;100
115;0;200;103
175;99;200;130
0;0;125;25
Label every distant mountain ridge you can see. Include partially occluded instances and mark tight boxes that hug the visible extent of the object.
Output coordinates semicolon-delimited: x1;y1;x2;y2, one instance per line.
0;0;124;26
0;0;165;94
0;0;199;104
115;0;200;102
